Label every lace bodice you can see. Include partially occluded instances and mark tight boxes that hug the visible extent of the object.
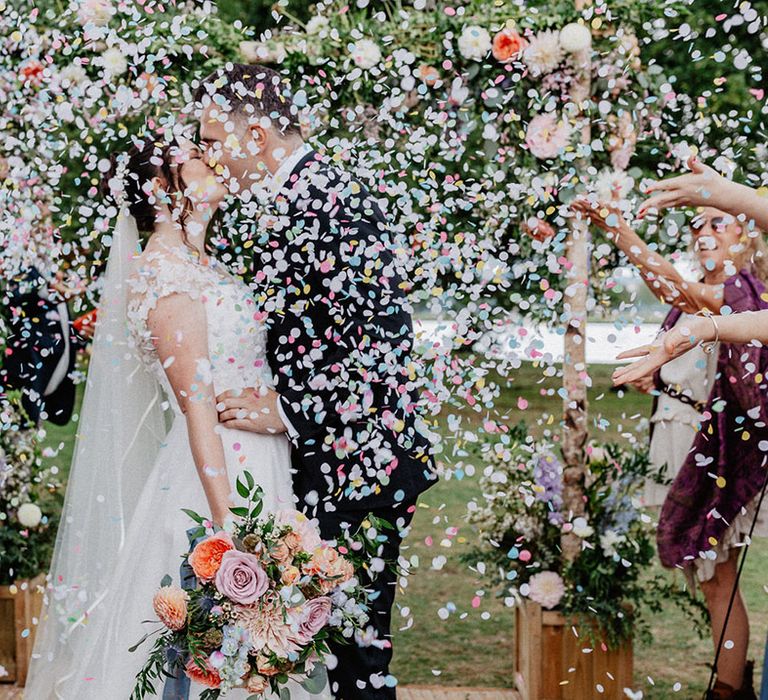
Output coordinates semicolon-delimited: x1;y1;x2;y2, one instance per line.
126;246;272;414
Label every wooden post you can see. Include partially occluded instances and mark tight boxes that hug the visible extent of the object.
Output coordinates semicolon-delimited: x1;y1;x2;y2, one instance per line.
560;0;592;564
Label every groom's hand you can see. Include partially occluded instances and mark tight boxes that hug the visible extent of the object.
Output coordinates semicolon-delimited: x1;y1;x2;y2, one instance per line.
216;387;288;435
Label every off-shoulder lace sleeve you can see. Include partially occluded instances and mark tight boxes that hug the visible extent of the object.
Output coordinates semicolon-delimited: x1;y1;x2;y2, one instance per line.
126;250;217;366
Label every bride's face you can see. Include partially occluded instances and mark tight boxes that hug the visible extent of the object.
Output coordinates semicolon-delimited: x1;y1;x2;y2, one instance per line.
175;141;228;208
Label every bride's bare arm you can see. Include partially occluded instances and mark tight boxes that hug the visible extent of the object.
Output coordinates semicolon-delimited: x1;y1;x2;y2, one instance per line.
148;293;232;526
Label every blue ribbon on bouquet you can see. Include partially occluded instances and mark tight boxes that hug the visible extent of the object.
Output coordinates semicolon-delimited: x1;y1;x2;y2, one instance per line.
162;528;200;700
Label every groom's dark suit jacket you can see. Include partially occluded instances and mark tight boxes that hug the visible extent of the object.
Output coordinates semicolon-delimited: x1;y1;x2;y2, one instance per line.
258;150;436;514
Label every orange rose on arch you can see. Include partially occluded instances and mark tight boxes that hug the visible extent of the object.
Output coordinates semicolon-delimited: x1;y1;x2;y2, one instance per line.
492;28;527;63
188;531;235;582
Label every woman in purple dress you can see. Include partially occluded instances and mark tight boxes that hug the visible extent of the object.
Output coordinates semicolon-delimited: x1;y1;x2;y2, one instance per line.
573;194;768;699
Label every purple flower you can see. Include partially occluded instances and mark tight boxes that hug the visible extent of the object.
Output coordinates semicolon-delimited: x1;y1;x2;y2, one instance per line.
215;550;269;604
533;452;564;524
288;596;332;644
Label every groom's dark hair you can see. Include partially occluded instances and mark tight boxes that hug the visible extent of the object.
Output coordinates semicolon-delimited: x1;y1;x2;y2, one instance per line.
194;63;301;137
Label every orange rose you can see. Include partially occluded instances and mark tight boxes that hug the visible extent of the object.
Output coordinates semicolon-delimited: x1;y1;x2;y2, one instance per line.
492;28;527;63
417;64;440;87
152;585;189;631
188;531;235;582
523;219;555;242
184;657;221;688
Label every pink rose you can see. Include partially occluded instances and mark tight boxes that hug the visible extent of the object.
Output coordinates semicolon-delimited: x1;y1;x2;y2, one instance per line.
289;596;332;645
525;112;572;160
215;550;269;604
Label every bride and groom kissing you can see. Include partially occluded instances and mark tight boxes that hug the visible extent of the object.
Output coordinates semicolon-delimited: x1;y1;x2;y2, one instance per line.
26;63;437;699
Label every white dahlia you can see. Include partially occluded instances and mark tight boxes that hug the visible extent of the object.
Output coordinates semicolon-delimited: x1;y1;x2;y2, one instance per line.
350;39;382;70
559;23;592;54
523;30;563;77
457;25;492;62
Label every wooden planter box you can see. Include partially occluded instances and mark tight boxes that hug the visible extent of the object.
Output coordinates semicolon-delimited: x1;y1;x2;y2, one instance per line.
514;601;633;700
0;574;45;686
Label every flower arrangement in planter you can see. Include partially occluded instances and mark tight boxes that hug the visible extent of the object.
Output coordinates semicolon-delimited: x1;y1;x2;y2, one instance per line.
0;391;62;684
463;423;706;647
0;392;62;587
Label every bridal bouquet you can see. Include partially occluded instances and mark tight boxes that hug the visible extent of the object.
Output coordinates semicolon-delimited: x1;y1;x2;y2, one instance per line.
131;471;387;698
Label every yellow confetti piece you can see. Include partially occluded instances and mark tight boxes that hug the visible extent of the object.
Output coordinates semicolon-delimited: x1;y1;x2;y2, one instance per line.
716;476;726;488
742;431;750;441
708;537;718;546
591;18;602;29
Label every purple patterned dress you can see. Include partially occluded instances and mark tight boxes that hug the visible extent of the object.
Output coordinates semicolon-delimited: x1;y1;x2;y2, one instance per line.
657;270;768;573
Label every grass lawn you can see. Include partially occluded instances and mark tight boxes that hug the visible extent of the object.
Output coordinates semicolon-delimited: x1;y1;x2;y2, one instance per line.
38;365;767;697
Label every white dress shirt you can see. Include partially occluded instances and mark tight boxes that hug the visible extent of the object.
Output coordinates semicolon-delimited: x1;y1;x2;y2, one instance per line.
267;143;312;442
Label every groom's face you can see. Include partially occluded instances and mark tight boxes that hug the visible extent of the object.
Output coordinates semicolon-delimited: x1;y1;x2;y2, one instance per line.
198;105;268;190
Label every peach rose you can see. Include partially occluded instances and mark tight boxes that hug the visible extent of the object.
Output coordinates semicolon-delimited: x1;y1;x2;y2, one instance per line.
318;556;355;593
188;531;235;583
246;674;270;693
256;655;280;677
152;585;189;631
270;541;292;565
184;657;221;688
283;530;302;554
281;565;301;586
492;28;527;63
302;546;339;577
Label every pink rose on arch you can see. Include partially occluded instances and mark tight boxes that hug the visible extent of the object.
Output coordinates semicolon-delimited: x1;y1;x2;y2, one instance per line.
289;596;332;645
525;112;572;160
215;550;269;604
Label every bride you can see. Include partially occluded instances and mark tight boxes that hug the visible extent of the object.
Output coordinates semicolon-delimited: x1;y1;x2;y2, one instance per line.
25;133;329;699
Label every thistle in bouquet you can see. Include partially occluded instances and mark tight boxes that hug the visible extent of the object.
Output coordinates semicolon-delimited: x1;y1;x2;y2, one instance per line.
131;471;394;699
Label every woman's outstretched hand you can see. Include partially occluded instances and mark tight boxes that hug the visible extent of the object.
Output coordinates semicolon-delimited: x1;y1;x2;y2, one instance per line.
637;155;731;220
570;198;630;239
611;317;711;386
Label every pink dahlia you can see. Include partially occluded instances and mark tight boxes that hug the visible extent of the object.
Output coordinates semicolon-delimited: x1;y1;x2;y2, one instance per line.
525;113;572;160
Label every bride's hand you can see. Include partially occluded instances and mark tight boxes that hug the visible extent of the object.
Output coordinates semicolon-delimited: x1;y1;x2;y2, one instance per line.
570;198;630;240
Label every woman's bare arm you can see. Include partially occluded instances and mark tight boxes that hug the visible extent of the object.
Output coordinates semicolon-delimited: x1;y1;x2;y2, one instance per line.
612;311;768;386
571;199;725;313
639;156;768;232
148;293;233;526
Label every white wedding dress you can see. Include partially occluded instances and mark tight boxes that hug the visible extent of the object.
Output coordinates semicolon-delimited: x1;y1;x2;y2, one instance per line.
26;219;329;699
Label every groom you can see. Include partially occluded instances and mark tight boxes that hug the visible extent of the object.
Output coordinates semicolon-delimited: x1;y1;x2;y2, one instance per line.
194;64;437;698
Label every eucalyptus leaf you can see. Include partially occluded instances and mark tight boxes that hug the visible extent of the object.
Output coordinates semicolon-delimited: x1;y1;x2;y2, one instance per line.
229;506;249;518
300;663;328;694
236;477;250;499
160;574;172;587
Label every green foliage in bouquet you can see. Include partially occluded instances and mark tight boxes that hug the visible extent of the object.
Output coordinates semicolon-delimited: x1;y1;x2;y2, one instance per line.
462;423;707;647
0;391;63;584
131;470;395;699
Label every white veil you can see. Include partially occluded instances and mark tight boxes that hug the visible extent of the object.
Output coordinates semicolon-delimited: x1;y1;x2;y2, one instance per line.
26;209;167;697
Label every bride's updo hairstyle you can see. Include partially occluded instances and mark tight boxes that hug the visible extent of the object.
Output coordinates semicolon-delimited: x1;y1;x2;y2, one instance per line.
100;133;194;241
